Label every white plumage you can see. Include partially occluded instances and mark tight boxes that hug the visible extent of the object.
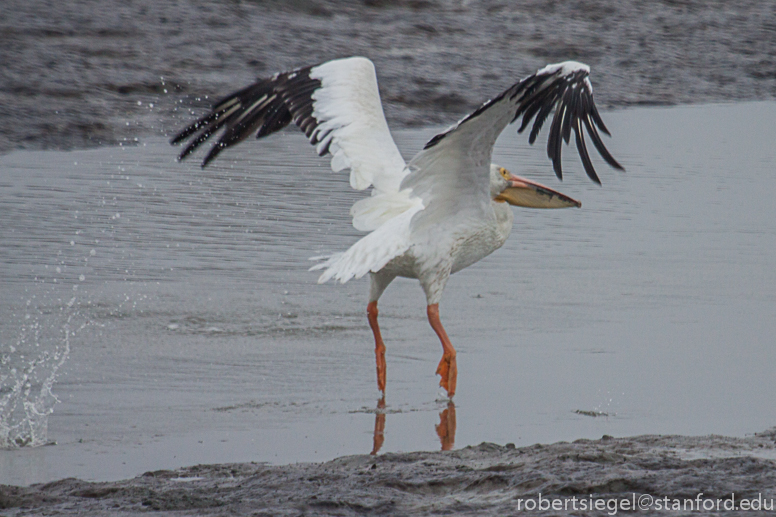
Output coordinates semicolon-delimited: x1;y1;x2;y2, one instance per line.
172;56;623;397
308;58;407;192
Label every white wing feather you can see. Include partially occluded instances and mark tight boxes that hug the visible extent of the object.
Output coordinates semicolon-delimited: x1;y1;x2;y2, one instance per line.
309;58;420;232
310;203;423;283
309;58;407;193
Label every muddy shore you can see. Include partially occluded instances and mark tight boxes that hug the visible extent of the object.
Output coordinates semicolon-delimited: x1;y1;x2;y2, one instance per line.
2;0;776;154
3;430;776;515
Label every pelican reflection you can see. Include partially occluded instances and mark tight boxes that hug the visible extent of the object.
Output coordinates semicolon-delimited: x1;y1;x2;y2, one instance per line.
370;396;386;455
369;398;456;455
435;401;456;451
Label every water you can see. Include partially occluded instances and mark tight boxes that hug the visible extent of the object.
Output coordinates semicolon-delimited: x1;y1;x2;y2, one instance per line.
1;102;775;486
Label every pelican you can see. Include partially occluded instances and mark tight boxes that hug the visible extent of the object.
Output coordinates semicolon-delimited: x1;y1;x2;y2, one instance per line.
171;57;623;397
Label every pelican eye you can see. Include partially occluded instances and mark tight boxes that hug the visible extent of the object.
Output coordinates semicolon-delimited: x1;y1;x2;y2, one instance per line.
499;167;510;180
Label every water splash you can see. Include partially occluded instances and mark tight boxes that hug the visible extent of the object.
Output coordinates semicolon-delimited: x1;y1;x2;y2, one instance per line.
0;311;83;449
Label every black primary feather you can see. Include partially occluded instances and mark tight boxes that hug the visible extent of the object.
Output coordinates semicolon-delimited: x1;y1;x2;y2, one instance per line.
171;65;323;168
423;63;621;182
513;67;623;182
574;118;601;184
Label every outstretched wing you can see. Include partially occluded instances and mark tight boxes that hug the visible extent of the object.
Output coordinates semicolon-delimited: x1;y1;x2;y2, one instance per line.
402;61;623;232
171;57;407;194
420;61;623;184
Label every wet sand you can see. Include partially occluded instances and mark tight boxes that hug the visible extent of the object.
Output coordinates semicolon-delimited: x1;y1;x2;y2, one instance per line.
3;429;776;515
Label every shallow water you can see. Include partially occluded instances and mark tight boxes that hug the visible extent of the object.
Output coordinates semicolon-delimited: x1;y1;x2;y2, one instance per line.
1;102;775;486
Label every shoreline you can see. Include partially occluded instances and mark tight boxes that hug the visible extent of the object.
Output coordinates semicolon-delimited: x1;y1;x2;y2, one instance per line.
2;428;775;515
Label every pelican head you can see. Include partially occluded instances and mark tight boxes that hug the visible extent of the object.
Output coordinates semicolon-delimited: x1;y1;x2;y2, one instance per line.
490;164;581;209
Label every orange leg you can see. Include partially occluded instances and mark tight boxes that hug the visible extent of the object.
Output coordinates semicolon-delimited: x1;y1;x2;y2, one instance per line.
367;301;387;393
427;304;457;398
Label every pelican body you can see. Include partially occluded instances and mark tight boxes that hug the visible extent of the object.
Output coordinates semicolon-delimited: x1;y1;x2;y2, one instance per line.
172;57;623;397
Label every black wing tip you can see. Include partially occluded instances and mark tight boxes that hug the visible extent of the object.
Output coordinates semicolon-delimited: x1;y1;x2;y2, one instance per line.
588;168;602;185
607;149;626;172
512;66;623;184
201;142;227;168
172;65;325;167
423;132;446;150
170;121;202;147
552;158;563;181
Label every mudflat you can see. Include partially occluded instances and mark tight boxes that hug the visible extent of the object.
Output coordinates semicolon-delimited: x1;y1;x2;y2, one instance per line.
2;0;775;153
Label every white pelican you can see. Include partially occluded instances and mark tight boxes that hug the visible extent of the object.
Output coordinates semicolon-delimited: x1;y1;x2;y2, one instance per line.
171;57;623;397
